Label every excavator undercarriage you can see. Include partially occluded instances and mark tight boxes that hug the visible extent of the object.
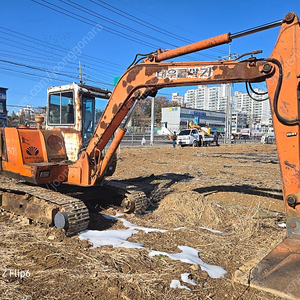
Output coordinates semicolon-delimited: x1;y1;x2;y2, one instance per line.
0;179;89;236
0;175;148;236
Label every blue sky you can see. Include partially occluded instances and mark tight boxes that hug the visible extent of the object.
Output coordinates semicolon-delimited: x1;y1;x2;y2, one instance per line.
1;0;300;113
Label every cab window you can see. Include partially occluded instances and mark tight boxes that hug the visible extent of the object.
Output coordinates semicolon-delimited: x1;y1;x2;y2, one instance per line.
82;97;106;142
82;97;95;141
49;91;74;125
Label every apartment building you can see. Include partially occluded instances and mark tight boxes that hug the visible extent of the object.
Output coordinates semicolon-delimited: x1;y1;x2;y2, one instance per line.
232;88;271;125
184;84;228;111
171;92;184;106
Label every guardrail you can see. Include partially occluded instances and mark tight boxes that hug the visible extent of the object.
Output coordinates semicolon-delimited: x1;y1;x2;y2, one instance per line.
122;134;169;141
121;133;266;146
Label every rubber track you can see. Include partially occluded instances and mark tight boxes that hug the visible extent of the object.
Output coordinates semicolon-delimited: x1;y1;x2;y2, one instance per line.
103;180;148;214
0;182;89;236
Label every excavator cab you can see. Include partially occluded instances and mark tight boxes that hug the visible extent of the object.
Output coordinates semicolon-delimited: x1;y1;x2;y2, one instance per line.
46;83;111;162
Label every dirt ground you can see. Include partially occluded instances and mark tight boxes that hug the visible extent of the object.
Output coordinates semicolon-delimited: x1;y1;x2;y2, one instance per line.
0;142;289;300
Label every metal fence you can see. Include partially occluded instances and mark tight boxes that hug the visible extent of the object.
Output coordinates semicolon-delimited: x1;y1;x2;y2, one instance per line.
121;133;271;146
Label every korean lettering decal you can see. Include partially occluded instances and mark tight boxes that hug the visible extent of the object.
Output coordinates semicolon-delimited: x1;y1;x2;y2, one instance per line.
156;66;213;80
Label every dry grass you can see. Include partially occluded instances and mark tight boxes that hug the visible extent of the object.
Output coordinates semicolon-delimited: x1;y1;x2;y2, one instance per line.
151;189;285;259
153;191;221;228
0;144;289;300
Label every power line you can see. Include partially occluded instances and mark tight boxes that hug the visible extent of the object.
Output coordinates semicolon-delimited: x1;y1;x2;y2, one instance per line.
61;0;180;48
0;29;121;83
0;26;126;69
1;0;231;102
90;0;193;44
0;49;115;82
32;0;220;60
93;0;228;55
32;0;161;48
64;0;220;60
0;66;113;90
0;59;79;79
64;0;222;61
7;104;45;109
0;67;70;85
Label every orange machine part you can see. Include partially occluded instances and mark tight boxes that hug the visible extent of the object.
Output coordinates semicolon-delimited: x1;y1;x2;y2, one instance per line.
155;33;231;62
2;127;68;184
18;129;45;164
235;14;300;299
266;16;300;228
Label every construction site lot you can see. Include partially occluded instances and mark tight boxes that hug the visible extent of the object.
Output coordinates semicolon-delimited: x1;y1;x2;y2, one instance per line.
0;142;289;300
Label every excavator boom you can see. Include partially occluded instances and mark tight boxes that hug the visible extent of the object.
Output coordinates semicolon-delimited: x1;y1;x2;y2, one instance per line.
70;58;273;185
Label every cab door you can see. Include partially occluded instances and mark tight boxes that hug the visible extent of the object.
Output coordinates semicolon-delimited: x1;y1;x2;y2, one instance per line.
82;96;96;143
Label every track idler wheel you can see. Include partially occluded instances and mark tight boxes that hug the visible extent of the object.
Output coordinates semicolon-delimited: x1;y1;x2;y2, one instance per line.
121;191;148;215
54;212;69;231
121;194;136;213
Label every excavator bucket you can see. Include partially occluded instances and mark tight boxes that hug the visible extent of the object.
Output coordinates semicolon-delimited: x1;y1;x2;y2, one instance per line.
235;238;300;299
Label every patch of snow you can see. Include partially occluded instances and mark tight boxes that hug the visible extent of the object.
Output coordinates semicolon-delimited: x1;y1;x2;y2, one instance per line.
278;223;286;228
79;214;166;249
173;227;187;231
149;246;227;279
199;226;223;234
170;279;191;290
181;273;197;286
102;214;167;233
80;214;227;278
79;229;144;249
102;213;124;219
118;218;167;233
115;213;124;217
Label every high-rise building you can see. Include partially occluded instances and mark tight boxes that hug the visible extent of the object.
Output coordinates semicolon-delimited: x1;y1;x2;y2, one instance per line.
176;85;270;127
171;92;184;106
172;84;271;132
232;88;270;125
231;111;248;134
184;84;228;111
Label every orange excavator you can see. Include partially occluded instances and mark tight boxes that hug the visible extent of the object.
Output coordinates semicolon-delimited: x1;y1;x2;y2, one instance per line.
0;11;300;298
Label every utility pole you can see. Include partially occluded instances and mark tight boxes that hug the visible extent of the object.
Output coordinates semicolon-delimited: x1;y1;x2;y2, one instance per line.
78;61;85;84
226;81;231;143
150;97;155;146
221;44;237;144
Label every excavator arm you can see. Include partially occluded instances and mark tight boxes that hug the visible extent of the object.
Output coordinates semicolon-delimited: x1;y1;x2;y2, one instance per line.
67;12;300;297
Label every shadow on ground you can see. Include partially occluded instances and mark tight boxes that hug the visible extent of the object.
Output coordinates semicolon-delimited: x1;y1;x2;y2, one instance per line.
50;173;194;231
193;184;283;201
